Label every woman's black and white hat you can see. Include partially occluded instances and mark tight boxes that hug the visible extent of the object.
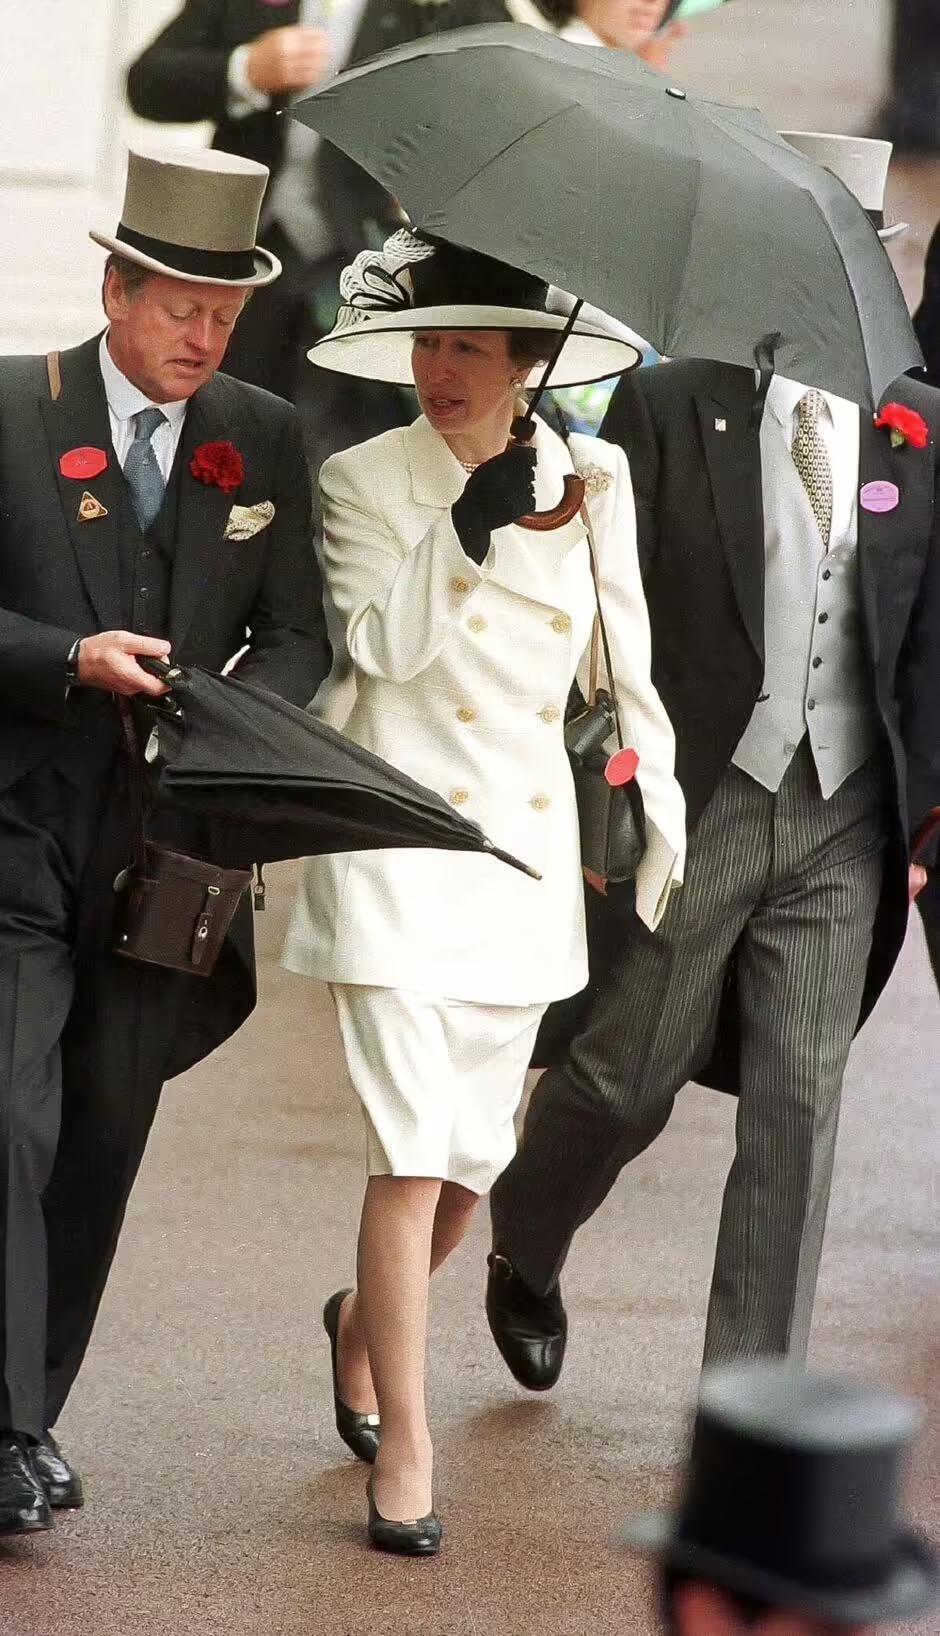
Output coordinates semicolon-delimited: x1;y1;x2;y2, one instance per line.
308;229;641;387
91;147;281;288
779;132;908;241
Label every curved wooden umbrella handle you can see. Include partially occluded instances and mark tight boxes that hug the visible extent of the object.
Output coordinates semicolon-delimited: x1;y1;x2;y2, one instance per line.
509;416;586;532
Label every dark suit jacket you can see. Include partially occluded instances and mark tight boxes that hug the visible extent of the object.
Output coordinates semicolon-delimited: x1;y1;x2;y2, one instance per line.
0;334;330;1075
598;359;940;1085
127;0;511;254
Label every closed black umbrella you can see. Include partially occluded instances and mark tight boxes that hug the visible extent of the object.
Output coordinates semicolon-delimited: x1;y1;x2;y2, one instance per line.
291;22;920;406
145;663;536;878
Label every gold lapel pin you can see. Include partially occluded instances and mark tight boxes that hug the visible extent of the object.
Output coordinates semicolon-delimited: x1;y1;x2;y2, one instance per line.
77;490;108;522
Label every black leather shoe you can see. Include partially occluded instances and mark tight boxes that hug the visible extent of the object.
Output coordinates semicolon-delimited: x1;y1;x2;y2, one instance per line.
323;1288;380;1464
485;1251;567;1391
0;1434;52;1536
366;1476;442;1557
30;1433;84;1510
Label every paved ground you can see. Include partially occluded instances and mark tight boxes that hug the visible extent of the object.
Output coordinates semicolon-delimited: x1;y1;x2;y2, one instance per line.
3;3;939;1632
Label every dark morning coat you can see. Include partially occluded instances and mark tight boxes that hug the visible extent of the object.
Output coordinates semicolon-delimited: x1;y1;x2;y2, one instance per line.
595;359;940;1091
0;334;330;1077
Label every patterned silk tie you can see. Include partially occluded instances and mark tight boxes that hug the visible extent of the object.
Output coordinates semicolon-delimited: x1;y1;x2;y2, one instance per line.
791;389;833;549
124;406;168;532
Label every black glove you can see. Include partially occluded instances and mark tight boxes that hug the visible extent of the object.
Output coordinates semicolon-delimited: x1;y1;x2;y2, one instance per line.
451;445;537;564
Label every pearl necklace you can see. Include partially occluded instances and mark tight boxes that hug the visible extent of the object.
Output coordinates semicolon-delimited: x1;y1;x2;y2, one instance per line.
459;458;479;473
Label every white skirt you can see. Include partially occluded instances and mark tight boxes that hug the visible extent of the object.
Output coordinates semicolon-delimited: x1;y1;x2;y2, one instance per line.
330;985;546;1196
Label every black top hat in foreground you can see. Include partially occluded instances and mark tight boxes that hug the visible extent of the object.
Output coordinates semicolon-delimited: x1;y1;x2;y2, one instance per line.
624;1362;938;1626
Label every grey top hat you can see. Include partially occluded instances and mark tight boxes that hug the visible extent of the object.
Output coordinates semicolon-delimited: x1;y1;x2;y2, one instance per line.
779;131;908;241
91;147;280;287
623;1362;938;1626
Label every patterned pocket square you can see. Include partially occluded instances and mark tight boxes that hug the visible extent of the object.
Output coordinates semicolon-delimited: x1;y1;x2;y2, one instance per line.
224;500;276;541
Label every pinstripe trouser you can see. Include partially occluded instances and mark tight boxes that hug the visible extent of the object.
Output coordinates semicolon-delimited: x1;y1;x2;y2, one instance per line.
490;741;887;1364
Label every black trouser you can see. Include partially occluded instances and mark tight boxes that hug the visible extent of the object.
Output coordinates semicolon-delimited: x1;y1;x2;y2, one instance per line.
0;706;189;1436
222;222;414;519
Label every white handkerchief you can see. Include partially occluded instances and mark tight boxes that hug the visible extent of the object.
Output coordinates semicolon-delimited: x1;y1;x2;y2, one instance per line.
224;499;276;541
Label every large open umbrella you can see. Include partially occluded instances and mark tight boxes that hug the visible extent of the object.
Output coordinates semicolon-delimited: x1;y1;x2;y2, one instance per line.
144;663;536;878
291;22;920;407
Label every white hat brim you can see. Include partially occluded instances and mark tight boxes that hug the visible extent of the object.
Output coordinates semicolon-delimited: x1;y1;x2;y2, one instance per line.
307;305;641;387
89;232;281;288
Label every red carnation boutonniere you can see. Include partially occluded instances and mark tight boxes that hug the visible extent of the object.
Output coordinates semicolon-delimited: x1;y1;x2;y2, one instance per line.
873;403;929;450
189;439;244;493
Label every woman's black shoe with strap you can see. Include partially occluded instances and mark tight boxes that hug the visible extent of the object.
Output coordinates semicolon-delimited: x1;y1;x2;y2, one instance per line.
322;1289;380;1464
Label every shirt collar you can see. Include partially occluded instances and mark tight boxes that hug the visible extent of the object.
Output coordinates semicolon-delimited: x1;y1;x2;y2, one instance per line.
764;372;858;434
560;20;604;44
98;331;188;434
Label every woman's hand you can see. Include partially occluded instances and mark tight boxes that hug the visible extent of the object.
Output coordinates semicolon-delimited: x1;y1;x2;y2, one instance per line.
451;445;537;562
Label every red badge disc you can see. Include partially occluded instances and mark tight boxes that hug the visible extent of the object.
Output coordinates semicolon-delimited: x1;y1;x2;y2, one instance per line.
59;446;108;480
604;747;639;787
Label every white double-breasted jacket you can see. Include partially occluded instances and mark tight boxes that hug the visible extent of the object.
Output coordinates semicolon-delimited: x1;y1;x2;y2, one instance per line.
283;414;686;1005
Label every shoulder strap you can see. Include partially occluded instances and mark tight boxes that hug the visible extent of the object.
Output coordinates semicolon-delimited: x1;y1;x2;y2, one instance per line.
580;502;624;752
46;350;62;401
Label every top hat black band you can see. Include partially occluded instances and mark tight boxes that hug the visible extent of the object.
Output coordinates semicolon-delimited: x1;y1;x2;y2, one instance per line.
115;224;257;281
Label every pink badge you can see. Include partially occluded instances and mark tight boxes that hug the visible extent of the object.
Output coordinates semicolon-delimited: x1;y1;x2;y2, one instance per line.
59;446;108;481
605;747;639;787
860;480;900;514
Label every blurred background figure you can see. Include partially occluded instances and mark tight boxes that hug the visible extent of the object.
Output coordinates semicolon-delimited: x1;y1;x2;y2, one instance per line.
529;0;733;431
126;1;511;488
873;1;940;155
534;0;731;72
627;1362;939;1636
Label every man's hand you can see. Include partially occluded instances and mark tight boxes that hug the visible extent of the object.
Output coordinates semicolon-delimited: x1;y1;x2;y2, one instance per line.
246;26;331;96
672;1582;868;1636
909;863;929;903
583;867;608;896
76;633;171;697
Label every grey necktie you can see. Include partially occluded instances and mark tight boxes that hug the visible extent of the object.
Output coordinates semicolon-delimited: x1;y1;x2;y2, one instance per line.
124;406;168;531
791;389;833;549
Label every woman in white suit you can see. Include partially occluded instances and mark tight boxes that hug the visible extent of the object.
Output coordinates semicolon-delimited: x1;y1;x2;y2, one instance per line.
283;232;686;1555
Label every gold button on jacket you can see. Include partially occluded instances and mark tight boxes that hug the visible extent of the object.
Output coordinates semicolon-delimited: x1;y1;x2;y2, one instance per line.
539;706;560;724
449;788;470;806
530;794;551;811
456;706;476;723
467;615;487;633
551;613;571;634
451;576;471;595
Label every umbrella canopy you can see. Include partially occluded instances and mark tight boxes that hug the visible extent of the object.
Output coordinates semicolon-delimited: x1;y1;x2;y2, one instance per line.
291;22;920;407
147;665;536;879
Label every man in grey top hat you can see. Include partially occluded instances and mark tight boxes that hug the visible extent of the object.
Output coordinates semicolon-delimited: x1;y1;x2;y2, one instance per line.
0;145;330;1534
486;134;940;1394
